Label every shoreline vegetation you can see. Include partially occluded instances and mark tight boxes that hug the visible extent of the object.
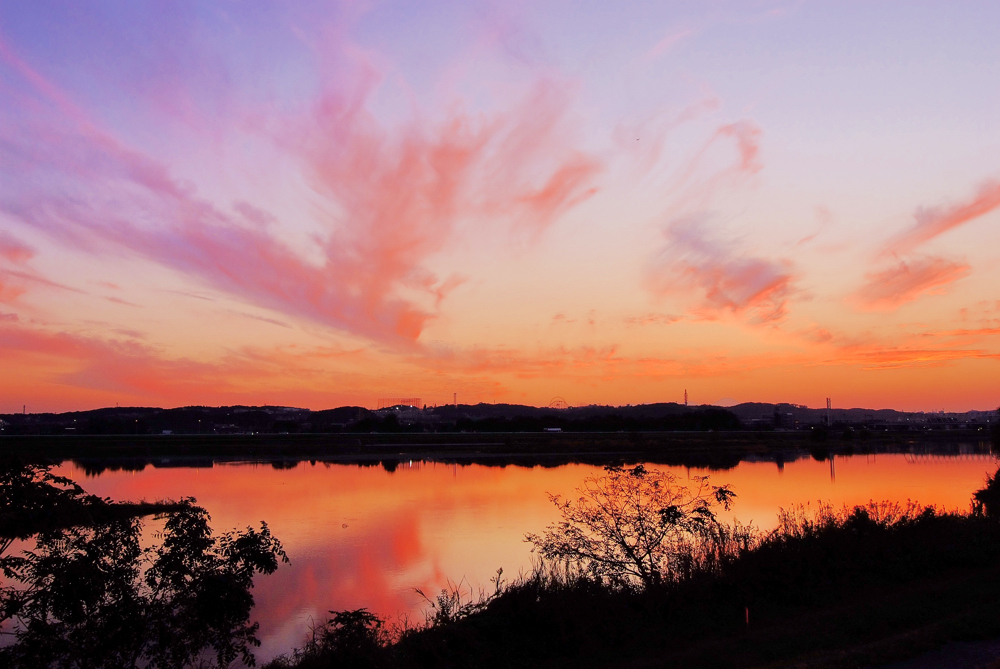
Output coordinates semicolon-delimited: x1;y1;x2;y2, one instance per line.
264;467;1000;669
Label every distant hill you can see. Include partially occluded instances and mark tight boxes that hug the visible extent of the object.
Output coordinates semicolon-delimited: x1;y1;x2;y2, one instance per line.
0;402;995;436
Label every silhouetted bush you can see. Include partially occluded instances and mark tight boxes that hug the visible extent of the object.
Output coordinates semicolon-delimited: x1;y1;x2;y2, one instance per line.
268;468;1000;669
526;465;734;587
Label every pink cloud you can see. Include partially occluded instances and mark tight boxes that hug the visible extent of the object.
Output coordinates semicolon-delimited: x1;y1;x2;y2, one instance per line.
673;120;763;194
0;231;34;263
635;113;773;323
0;232;60;303
613;96;722;177
0;43;600;347
715;121;762;174
647;218;794;323
886;180;1000;255
0;278;26;304
2;269;83;294
853;256;970;311
639;28;696;63
105;296;143;307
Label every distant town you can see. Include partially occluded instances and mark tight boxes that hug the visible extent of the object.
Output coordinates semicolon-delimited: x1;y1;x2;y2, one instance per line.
1;401;996;436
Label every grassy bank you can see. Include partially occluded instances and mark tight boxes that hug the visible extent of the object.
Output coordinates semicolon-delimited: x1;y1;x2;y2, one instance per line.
266;490;1000;669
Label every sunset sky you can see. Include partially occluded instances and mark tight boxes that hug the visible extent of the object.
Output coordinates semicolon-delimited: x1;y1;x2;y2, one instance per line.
1;1;999;413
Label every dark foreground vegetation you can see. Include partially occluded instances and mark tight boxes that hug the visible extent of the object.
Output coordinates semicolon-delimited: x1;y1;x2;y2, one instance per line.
266;466;1000;669
0;457;287;668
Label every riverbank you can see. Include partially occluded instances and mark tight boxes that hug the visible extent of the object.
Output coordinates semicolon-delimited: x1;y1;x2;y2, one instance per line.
264;491;1000;669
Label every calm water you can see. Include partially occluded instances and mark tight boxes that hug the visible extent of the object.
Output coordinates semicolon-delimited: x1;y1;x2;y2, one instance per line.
51;448;999;662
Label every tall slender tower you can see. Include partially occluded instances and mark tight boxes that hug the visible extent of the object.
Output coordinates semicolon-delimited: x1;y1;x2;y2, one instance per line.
826;397;832;425
684;389;688;407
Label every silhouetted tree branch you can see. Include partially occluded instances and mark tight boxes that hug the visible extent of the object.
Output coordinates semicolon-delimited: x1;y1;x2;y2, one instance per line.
526;465;734;587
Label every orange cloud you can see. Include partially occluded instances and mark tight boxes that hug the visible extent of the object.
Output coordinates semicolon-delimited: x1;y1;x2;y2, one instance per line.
0;320;372;409
412;344;622;380
887;180;1000;255
623;313;681;327
833;345;994;370
853;256;970;311
0;280;25;304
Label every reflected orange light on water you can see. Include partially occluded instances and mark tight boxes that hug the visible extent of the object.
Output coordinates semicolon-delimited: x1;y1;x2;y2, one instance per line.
54;452;998;661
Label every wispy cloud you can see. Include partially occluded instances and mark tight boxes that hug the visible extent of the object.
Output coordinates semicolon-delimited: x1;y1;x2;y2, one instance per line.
0;231;34;263
0;37;600;348
853;256;970;311
227;310;292;329
0;319;365;406
633;106;778;324
832;345;995;370
105;296;143;308
647;217;794;323
639;28;695;63
0;232;33;303
623;313;681;327
673;121;763;194
613;96;722;178
852;179;998;311
885;180;1000;256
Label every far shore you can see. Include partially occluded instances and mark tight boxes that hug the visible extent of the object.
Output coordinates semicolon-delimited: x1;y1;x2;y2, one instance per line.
1;429;993;471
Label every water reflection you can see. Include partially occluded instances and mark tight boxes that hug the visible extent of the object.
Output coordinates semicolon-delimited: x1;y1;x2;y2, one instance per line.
49;444;998;663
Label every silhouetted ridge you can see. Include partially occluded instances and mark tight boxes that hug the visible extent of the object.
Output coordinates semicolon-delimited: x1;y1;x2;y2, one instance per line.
1;403;996;436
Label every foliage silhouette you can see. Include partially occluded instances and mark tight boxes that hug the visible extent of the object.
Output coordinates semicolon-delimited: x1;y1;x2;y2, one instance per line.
993;406;1000;444
974;466;1000;518
0;459;288;668
273;608;392;669
525;465;734;587
269;465;1000;669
